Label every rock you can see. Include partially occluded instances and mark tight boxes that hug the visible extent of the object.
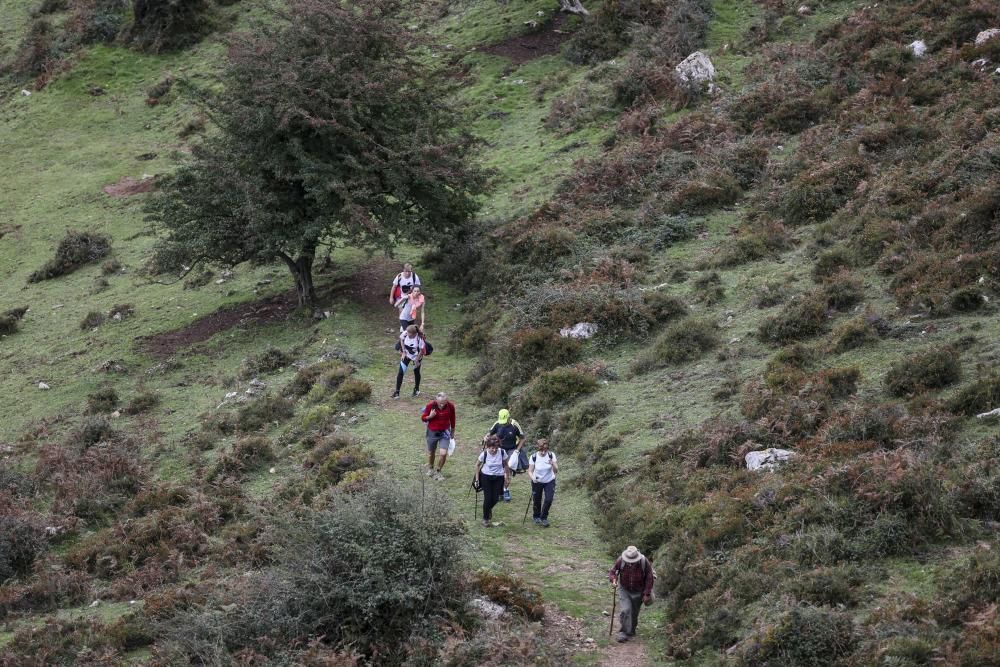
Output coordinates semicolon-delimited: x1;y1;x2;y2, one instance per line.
908;40;928;57
559;322;599;339
470;597;506;620
90;600;101;608
797;5;812;16
976;407;1000;419
675;51;716;86
44;526;63;537
975;28;1000;45
746;448;795;471
20;89;31;97
111;410;121;418
221;269;234;279
268;467;276;474
38;382;50;390
972;57;991;69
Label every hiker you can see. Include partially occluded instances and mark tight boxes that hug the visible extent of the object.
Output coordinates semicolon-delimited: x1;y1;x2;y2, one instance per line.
397;286;426;333
527;438;558;527
388;263;421;305
475;434;510;527
421;391;456;480
608;546;655;643
487;408;524;502
393;325;425;399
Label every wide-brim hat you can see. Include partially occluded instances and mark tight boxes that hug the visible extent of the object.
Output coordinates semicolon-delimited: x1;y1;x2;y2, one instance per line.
622;546;642;563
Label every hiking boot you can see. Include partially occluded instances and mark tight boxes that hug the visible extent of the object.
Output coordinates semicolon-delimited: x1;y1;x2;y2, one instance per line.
412;389;420;397
616;632;629;643
541;519;550;527
482;519;491;527
425;467;434;477
433;472;445;481
533;517;541;525
503;488;511;502
391;390;400;399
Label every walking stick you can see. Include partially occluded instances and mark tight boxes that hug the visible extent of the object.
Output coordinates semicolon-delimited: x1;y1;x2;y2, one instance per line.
609;582;618;637
522;485;534;525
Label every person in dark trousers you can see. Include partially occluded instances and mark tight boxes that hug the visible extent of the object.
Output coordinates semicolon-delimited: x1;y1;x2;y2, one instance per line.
475;435;510;527
421;392;456;480
527;438;558;527
393;325;425;398
608;546;655;642
487;408;524;502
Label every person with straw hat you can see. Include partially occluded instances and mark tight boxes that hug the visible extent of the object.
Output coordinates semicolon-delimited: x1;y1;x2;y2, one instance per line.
608;545;655;642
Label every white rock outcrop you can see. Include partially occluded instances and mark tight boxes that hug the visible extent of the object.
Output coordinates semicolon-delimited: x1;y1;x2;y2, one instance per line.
908;40;928;57
975;28;1000;45
675;51;716;86
559;322;598;339
746;448;796;471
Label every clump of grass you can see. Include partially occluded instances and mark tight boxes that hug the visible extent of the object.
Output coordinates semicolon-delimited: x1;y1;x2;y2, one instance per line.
124;389;160;415
289;361;353;399
885;348;962;397
820;271;864;310
74;415;117;448
739;606;856;666
28;230;111;282
759;293;828;344
182;267;214;289
473;570;545;620
85;386;119;415
516;366;598;413
331;378;371;405
631;318;719;374
691;272;725;305
949;286;986;313
947;373;1000;416
643;291;687;323
101;258;122;275
812;246;854;281
829;316;879;352
108;303;135;321
80;310;106;330
236;395;295;432
208;436;274;481
239;347;292;380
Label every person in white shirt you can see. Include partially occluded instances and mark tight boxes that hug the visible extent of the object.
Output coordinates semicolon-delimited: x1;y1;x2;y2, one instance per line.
527;439;558;527
388;263;421;304
392;325;425;398
475;435;510;527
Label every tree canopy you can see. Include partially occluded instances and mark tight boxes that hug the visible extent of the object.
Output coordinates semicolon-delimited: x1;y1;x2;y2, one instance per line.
147;0;487;304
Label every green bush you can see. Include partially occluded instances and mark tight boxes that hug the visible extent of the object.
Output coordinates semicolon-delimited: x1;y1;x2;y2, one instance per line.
516;367;598;413
79;310;106;330
632;318;719;374
28;230;111;283
208;436;274;481
820;272;864;310
236;395;296;431
285;360;353;397
759;293;828;344
5;18;60;79
73;0;130;44
559;397;614;433
786;565;862;606
0;315;18;336
947;373;1000;416
0;517;44;584
643;291;687;323
122;0;215;53
75;415;116;447
949;286;985;312
153;479;466;662
691;272;725;305
85;386;118;414
885;348;962;397
739;606;856;666
239;347;292;380
472;327;582;404
812;246;853;281
124;389;160;415
776;157;868;226
829;316;879;352
331;378;371;405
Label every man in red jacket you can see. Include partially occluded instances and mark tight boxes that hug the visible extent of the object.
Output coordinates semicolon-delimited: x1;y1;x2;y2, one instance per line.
608;545;655;642
421;391;456;480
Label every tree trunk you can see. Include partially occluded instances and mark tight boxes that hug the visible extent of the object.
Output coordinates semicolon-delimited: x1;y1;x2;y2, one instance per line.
280;251;317;306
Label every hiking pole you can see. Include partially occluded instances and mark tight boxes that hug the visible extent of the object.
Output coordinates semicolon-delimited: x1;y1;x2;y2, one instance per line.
609;582;618;638
522;486;534;525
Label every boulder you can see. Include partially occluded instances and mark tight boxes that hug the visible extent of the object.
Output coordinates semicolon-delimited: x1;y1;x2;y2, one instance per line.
908;40;928;57
746;448;795;471
797;5;812;16
559;322;598;339
469;597;505;620
675;51;716;86
975;28;1000;45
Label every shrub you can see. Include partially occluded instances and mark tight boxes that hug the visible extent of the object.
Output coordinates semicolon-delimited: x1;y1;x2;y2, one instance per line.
739;606;856;666
28;230;111;282
473;570;545;620
752;281;792;308
79;310;106;330
108;303;135;320
182;267;213;289
643;291;687;323
0;315;18;336
820;271;864;310
776;157;868;226
947;373;1000;416
786;565;863;607
101;257;121;274
885;348;962;397
85;386;118;414
812;246;853;281
0;517;44;584
829;316;879;352
285;360;353;397
122;0;215;53
758;293;828;344
331;378;372;405
124;389;160;415
35;0;69;14
153;479;466;662
75;415;116;447
236;395;295;431
6;18;60;79
70;0;130;44
710;223;792;269
208;436;274;480
632;318;719;374
473;327;582;404
559;397;614;433
670;171;742;214
524;284;653;340
691;272;725;305
949;286;986;312
516;367;598;413
239;347;292;380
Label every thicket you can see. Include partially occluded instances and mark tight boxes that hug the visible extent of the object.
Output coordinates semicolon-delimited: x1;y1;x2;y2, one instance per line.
28;230;111;282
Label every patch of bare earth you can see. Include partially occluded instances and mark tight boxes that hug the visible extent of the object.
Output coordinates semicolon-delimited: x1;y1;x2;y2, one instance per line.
102;175;157;197
138;292;297;358
542;603;602;658
602;610;651;667
478;14;571;64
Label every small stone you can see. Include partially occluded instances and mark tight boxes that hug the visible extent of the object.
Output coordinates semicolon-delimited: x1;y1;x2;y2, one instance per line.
269;467;276;474
90;600;101;608
908;40;927;57
129;600;137;605
111;410;121;418
38;382;50;390
797;5;812;16
20;89;31;97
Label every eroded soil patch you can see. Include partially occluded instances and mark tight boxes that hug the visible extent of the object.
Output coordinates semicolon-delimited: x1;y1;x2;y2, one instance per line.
103;175;158;197
479;15;570;64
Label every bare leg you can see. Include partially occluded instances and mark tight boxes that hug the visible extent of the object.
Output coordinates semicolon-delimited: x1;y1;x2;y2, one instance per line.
436;452;448;472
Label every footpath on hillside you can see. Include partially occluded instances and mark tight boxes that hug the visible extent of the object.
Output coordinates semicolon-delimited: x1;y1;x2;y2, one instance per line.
345;258;653;666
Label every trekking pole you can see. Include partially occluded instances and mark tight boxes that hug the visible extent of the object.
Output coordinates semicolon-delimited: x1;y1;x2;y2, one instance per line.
609;582;618;637
522;486;534;525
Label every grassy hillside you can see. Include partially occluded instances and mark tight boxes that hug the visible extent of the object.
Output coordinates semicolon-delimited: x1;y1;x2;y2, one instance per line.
2;0;999;665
